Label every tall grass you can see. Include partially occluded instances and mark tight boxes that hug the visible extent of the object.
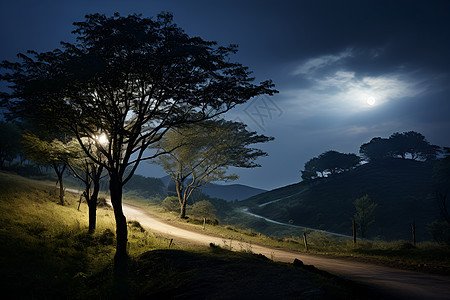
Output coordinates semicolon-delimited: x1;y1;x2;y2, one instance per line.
0;171;173;298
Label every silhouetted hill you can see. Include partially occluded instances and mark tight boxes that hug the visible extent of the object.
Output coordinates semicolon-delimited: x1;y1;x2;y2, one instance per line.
161;175;266;201
240;159;439;241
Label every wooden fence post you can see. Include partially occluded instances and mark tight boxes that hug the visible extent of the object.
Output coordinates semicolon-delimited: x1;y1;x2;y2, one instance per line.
303;232;308;252
352;219;357;245
203;217;206;230
412;222;416;247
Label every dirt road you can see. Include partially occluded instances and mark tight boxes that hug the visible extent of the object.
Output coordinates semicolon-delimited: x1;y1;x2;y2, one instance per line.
121;202;450;300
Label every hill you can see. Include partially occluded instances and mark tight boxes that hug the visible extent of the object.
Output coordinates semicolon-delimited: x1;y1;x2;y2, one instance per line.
0;171;368;299
201;183;266;201
239;159;440;241
161;175;266;201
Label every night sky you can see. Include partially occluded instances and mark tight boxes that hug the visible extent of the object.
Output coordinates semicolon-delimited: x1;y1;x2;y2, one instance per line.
1;0;449;190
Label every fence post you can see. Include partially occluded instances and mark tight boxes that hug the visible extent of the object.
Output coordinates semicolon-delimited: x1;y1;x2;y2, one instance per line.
203;217;206;230
303;232;308;252
411;222;416;247
352;219;357;245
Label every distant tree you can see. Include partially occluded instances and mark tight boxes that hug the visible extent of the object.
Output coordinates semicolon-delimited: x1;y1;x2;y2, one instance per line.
21;132;69;205
360;131;438;162
389;131;438;160
359;137;393;162
0;121;22;168
301;151;360;181
353;194;377;239
152;119;273;218
0;12;277;276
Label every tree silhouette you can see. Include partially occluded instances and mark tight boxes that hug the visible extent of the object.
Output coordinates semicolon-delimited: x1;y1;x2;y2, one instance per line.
0;12;277;280
301;151;360;181
360;131;438;162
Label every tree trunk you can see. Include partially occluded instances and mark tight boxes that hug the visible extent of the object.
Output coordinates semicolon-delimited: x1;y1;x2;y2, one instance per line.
87;178;101;233
109;172;128;289
175;179;187;218
180;201;187;218
55;165;65;206
88;199;97;234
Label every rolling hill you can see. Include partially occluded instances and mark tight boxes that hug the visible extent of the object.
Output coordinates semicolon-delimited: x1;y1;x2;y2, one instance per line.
161;175;266;201
239;159;440;241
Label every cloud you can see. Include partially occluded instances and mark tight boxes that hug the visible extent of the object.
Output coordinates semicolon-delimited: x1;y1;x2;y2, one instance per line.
285;69;427;118
292;48;353;76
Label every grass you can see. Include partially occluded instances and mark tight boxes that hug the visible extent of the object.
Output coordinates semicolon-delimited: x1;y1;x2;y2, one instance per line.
0;171;174;298
1;171;378;299
124;193;450;275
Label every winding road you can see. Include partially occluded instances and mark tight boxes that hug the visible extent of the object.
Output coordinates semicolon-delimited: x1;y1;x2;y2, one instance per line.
120;201;450;300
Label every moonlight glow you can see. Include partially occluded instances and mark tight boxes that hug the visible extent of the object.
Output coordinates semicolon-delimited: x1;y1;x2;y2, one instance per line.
97;133;108;146
367;96;376;106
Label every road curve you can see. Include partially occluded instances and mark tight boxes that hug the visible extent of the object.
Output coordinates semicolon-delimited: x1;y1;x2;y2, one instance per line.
120;202;450;300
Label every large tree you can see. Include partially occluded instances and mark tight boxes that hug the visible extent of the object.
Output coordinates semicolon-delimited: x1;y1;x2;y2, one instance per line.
360;131;438;162
0;12;277;278
301;150;360;181
152;119;273;218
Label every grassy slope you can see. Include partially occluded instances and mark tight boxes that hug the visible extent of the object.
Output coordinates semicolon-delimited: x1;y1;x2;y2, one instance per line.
0;171;369;299
240;159;438;241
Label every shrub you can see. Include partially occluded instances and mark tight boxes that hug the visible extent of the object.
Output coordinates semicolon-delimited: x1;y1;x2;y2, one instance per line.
162;196;179;212
191;200;216;220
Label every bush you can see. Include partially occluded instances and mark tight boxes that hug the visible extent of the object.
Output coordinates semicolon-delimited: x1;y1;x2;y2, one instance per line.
191;200;216;220
162;196;179;212
427;220;450;245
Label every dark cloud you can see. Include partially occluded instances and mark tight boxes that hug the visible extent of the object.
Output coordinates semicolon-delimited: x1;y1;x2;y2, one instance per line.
1;0;449;189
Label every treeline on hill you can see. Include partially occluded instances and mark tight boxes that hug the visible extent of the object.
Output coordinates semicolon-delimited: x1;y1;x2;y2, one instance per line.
242;131;450;242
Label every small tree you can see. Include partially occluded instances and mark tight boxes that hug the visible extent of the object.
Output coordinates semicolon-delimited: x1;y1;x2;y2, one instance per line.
191;200;217;220
162;196;180;212
153;119;273;218
353;195;377;239
21;132;69;205
65;138;105;233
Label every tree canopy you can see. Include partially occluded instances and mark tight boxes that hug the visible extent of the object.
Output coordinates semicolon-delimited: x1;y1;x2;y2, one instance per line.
152;119;273;218
360;131;438;162
0;12;277;276
301;150;360;181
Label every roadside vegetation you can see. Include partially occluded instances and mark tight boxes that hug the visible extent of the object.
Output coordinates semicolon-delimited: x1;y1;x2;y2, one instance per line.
1;171;376;299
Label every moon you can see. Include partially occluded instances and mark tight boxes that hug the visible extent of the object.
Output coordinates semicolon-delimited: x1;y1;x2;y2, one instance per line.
367;96;376;106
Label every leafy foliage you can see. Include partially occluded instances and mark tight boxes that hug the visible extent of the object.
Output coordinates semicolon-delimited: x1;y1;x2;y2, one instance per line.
301;150;360;181
0;12;277;262
191;200;217;220
153;119;273;217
